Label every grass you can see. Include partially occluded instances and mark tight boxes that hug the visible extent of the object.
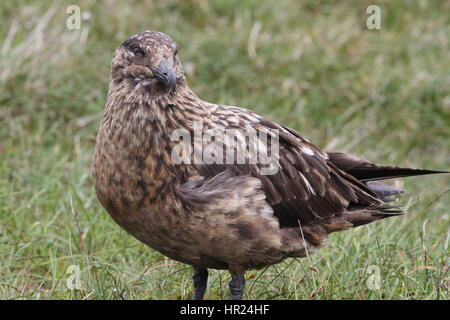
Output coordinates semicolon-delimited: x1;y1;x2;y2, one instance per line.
0;0;449;300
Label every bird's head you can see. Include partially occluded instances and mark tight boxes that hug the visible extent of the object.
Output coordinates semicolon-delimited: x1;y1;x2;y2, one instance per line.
110;30;184;97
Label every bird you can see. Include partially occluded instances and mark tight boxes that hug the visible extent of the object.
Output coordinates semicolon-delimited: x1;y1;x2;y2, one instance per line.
92;30;447;300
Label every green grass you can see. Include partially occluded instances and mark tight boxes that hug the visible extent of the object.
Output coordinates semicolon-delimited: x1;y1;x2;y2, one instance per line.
0;0;449;300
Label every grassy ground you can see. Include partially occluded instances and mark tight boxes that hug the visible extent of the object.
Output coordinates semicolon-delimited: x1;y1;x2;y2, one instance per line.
0;0;449;300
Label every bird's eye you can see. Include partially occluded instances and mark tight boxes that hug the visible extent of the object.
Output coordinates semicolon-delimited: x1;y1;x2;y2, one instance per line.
131;46;144;57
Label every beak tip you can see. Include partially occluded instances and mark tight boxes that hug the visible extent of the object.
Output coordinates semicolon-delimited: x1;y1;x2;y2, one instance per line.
153;58;178;90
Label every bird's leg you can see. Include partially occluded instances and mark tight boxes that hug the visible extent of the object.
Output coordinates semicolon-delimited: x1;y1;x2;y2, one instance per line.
192;267;208;300
229;272;246;300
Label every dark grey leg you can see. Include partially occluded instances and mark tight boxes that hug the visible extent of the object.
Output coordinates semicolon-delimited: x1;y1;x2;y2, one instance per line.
192;267;208;300
229;272;245;300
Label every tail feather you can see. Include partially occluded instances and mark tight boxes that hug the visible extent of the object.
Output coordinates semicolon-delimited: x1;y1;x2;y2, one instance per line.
341;204;404;230
344;207;404;228
300;152;447;246
350;166;447;182
328;152;448;181
302;206;404;245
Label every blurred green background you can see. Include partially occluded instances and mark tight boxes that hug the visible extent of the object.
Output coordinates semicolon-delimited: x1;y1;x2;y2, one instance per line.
0;0;448;299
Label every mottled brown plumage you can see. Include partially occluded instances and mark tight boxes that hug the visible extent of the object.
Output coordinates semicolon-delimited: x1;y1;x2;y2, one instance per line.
92;31;446;300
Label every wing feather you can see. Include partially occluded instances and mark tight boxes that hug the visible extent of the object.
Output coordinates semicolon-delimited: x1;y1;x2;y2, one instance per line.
190;105;383;228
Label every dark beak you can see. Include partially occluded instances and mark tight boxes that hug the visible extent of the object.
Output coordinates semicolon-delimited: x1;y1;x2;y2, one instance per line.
152;58;177;90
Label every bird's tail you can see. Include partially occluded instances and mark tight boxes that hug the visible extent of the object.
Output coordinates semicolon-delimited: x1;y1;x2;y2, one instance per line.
301;206;404;246
341;180;411;230
344;206;404;228
335;163;447;231
349;165;447;182
327;152;448;182
300;152;448;246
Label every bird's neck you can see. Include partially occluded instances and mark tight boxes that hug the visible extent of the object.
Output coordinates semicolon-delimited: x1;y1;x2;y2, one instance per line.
106;82;208;133
98;82;211;175
95;83;209;204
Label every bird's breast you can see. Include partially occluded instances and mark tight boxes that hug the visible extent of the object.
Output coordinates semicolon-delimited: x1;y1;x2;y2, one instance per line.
92;116;180;216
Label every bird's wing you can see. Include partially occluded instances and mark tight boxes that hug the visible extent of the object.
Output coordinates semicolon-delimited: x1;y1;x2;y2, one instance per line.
187;105;384;228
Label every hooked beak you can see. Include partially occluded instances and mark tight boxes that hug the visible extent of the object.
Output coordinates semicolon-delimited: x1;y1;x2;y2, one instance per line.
151;58;177;90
